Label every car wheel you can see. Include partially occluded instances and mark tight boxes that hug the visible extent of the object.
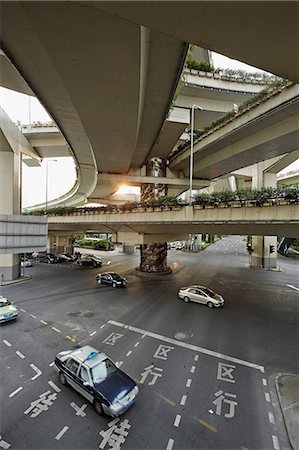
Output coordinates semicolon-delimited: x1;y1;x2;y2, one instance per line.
97;278;101;284
207;302;214;308
112;282;117;288
59;372;67;385
94;400;103;415
183;296;190;303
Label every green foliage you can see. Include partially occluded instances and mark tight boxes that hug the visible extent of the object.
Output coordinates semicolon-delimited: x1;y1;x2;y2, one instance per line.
186;59;214;72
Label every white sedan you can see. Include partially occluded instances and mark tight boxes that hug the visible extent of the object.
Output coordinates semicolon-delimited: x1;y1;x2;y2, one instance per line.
178;285;224;308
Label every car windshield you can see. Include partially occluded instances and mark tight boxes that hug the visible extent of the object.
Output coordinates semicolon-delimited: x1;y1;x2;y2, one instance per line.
91;358;117;383
201;288;216;298
0;298;11;307
111;274;122;281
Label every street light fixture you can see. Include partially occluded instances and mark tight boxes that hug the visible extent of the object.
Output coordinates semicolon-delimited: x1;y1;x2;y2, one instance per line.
189;104;202;205
45;159;57;210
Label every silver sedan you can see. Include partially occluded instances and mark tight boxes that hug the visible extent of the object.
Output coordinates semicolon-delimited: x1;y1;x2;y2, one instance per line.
178;285;224;308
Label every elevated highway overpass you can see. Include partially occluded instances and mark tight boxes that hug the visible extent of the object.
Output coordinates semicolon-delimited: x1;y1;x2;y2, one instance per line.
1;1;298;278
1;1;298;206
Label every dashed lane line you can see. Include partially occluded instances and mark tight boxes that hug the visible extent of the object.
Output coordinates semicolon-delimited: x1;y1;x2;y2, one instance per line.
173;415;181;427
9;387;23;398
55;426;69;441
30;314;37;319
180;395;187;406
272;435;280;450
65;335;76;343
40;320;48;325
0;436;11;449
48;380;61;392
3;340;11;347
186;379;192;388
108;320;265;372
16;351;25;359
165;438;174;450
52;326;61;333
286;284;299;292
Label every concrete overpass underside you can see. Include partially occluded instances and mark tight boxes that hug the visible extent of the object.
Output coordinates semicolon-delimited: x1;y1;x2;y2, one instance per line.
48;204;299;243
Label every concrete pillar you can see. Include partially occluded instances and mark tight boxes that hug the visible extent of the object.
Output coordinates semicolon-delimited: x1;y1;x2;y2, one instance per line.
0;146;21;280
251;163;278;269
251;236;278;269
140;157;168;202
138;242;171;273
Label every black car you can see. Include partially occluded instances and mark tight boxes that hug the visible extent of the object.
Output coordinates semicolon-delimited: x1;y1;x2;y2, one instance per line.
37;252;57;264
54;345;138;416
56;253;75;263
78;255;102;267
96;272;127;287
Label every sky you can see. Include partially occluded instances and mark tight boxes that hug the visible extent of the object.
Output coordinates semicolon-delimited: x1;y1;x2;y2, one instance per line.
1;52;298;207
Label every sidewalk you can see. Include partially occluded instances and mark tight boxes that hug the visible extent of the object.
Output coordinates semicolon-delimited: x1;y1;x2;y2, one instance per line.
276;374;299;450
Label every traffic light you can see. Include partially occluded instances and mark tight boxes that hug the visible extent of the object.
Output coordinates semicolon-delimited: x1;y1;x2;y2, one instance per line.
269;245;275;254
246;242;254;253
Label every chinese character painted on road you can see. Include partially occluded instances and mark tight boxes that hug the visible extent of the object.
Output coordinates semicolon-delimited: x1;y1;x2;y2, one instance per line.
153;344;174;360
103;333;124;346
212;390;238;418
24;390;58;418
140;364;163;386
70;401;88;417
217;362;236;384
99;418;131;450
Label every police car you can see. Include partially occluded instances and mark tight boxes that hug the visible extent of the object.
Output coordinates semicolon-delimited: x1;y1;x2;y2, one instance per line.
54;345;138;416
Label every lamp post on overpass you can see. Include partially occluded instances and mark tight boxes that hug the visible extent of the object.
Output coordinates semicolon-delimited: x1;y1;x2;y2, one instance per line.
189;104;202;205
45;159;57;210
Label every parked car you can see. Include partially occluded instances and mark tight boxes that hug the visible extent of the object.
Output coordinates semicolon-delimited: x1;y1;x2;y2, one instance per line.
37;252;57;264
78;255;102;267
178;285;224;308
21;257;32;267
0;296;18;323
96;272;127;288
56;253;75;262
54;345;138;416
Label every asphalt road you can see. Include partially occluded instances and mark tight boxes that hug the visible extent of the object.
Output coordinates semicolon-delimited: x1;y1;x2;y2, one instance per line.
1;236;298;450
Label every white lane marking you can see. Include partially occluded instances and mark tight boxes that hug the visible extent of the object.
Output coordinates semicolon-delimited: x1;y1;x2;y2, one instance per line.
49;362;55;367
126;351;132;357
272;435;280;450
108;320;265;371
3;340;11;347
30;314;37;319
268;412;275;424
16;351;25;359
265;392;270;402
173;415;181;427
90;331;96;337
286;284;299;292
9;386;23;398
116;361;123;368
180;395;187;406
141;334;146;339
166;438;174;450
186;379;192;388
55;426;69;440
100;324;105;329
194;355;199;361
48;381;61;392
20;308;26;313
30;364;42;380
262;378;268;386
134;342;140;347
190;366;196;373
0;436;11;449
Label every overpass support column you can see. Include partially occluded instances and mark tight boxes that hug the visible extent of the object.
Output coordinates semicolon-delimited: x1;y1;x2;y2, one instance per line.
139;157;171;273
250;163;278;269
140;157;168;202
0;145;21;280
251;236;278;269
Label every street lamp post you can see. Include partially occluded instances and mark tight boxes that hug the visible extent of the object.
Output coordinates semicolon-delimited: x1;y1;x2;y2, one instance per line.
189;104;202;205
45;159;57;210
